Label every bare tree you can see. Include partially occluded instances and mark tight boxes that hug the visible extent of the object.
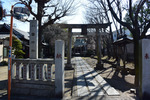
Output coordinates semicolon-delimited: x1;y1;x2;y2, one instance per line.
19;0;76;57
43;24;68;57
106;0;150;91
85;0;123;59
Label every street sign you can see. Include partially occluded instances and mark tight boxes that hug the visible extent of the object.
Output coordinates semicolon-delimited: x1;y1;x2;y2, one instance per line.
13;4;30;22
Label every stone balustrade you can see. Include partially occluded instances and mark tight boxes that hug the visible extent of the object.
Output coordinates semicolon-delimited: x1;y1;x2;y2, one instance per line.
11;59;55;97
12;59;54;81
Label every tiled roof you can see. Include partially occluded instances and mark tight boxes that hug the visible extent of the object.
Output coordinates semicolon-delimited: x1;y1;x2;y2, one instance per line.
0;23;29;40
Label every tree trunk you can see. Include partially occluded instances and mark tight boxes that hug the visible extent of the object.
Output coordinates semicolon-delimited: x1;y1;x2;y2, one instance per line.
38;20;42;58
134;38;140;88
37;2;44;58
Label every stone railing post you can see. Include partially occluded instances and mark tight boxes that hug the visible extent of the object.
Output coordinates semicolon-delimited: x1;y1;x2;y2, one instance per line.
55;40;64;98
47;64;52;81
12;62;16;79
12;59;53;81
19;64;22;79
23;63;29;80
16;62;20;79
31;63;36;80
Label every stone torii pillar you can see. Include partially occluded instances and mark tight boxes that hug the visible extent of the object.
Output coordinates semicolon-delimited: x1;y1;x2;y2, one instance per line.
95;28;103;70
65;28;73;70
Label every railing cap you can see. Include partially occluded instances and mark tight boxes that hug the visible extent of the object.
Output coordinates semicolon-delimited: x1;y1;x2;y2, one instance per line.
12;58;54;64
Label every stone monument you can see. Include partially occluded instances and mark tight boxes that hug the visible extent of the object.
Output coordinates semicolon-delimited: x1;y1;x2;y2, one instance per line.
55;40;64;98
139;39;150;99
29;19;38;59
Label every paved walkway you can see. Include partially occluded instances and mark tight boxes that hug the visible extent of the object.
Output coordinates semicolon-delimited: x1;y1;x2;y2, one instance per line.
72;57;134;100
0;66;8;98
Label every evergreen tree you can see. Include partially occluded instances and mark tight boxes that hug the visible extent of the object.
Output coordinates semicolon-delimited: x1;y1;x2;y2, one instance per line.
12;37;25;58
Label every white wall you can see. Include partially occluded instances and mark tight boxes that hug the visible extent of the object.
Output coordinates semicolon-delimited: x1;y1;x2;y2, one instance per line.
0;44;3;62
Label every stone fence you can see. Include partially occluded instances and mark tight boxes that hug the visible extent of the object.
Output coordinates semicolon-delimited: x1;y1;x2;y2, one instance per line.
11;59;55;97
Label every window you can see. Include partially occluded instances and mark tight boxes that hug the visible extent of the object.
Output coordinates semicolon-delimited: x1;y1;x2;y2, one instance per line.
3;47;8;58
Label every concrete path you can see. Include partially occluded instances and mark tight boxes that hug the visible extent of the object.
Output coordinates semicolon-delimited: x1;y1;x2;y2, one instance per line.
73;57;119;97
0;66;8;98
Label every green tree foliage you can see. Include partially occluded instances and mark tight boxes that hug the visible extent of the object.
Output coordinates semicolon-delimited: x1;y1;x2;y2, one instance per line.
12;37;25;58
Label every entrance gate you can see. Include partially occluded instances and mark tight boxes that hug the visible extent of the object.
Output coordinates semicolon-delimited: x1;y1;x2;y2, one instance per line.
11;23;111;98
59;23;111;70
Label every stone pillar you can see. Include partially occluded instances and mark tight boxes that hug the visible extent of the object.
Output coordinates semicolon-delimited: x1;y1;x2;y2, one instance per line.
139;39;150;99
95;28;103;70
29;20;38;59
65;28;73;70
55;40;64;98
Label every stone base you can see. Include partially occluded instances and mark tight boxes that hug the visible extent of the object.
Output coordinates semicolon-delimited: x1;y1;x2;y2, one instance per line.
11;79;55;97
65;64;74;70
95;63;104;70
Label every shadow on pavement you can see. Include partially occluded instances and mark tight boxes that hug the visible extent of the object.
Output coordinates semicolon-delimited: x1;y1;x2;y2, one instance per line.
0;80;7;99
0;80;7;90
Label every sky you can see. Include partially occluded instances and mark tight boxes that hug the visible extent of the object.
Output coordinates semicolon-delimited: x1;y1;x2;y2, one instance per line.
1;0;149;35
0;0;87;32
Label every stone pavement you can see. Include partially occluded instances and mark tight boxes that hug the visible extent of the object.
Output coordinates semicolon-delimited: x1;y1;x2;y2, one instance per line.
71;57;136;100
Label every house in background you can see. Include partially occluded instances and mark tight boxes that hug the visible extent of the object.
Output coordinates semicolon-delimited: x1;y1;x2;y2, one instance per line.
0;23;29;62
72;36;87;56
113;28;150;62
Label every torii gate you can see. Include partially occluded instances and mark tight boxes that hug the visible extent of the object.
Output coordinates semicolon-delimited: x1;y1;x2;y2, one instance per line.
59;23;111;70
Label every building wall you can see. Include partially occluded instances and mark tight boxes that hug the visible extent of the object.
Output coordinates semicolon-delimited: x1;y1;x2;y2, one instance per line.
0;44;3;62
126;43;134;61
126;43;134;54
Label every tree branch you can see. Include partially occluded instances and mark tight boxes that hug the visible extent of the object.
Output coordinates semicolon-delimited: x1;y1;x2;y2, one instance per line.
141;21;150;38
129;0;135;25
134;0;146;27
106;0;133;32
135;0;146;19
139;19;150;28
19;0;37;18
